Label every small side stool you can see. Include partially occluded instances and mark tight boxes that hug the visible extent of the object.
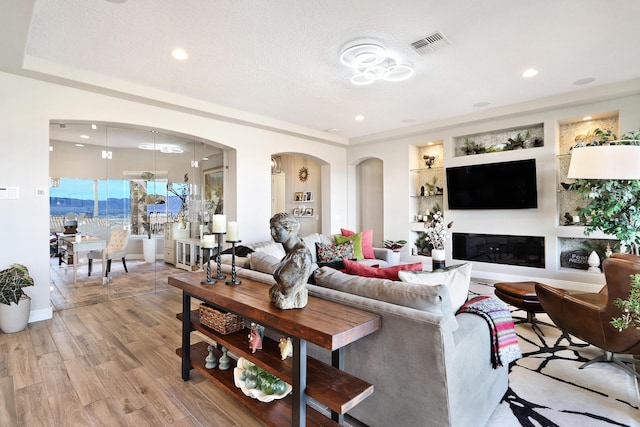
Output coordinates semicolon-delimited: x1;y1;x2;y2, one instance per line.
494;281;554;335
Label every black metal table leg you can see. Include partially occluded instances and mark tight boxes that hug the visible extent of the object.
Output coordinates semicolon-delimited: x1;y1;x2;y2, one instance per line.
331;348;345;424
181;292;192;380
293;337;307;427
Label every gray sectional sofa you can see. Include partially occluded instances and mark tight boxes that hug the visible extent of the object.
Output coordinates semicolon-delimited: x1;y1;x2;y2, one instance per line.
215;236;509;427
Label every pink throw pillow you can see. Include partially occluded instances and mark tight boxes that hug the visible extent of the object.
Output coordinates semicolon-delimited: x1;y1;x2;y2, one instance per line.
341;228;375;259
343;259;423;281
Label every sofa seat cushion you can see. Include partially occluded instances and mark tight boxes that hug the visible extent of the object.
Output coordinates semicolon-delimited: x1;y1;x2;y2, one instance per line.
343;259;423;280
398;263;472;312
313;267;458;330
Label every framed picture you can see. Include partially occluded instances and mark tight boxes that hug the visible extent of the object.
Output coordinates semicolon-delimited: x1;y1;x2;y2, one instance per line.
302;193;308;201
306;191;312;201
203;167;224;214
304;207;313;217
293;208;300;216
294;192;304;202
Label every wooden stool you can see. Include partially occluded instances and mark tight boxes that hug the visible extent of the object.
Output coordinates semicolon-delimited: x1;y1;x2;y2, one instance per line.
494;281;553;335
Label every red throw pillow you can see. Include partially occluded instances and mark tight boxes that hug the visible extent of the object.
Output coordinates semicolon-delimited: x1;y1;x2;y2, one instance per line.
343;259;423;281
341;228;375;259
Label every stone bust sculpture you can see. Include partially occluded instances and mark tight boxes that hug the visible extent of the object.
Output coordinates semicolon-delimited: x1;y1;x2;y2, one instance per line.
269;212;312;309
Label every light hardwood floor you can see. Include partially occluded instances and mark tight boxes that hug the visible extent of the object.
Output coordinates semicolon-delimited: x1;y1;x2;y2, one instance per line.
0;285;268;427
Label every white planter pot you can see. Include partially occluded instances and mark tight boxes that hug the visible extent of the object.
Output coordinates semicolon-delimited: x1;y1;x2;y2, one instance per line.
143;238;157;263
431;249;446;270
391;251;401;265
0;297;31;333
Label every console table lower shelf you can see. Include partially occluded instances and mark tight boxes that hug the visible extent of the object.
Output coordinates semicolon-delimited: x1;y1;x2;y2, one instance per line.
177;342;338;427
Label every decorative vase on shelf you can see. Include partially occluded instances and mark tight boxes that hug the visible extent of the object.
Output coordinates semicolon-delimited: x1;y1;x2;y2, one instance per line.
587;250;601;273
143;237;156;263
431;249;446;270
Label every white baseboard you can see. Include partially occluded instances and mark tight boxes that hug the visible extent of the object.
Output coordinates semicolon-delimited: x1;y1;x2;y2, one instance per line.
28;306;53;323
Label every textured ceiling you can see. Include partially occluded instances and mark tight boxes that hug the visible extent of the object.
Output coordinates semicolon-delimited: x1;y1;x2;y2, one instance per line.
4;0;640;142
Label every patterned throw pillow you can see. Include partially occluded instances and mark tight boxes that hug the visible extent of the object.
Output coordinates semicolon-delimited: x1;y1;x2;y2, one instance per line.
316;240;355;263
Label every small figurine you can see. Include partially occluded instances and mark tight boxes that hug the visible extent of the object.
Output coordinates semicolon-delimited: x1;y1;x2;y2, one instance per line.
218;347;231;370
278;337;293;360
249;323;264;353
205;344;218;369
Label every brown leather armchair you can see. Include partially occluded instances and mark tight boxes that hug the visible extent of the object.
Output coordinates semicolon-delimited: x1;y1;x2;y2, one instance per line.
536;253;640;378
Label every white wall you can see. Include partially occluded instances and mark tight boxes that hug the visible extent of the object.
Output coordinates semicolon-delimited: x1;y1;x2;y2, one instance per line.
348;93;640;290
0;71;348;323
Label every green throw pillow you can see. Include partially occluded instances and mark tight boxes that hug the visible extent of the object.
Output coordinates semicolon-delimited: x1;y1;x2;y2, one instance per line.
334;233;364;261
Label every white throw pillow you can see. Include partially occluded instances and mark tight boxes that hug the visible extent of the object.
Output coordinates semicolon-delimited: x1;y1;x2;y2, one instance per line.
397;263;472;312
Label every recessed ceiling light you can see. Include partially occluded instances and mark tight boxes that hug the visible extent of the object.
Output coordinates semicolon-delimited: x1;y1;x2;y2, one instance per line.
583;116;593;121
573;77;596;86
75;143;84;147
171;49;188;60
473;102;490;107
91;124;97;130
202;157;209;161
49;146;53;151
522;68;539;78
80;134;90;139
355;115;365;121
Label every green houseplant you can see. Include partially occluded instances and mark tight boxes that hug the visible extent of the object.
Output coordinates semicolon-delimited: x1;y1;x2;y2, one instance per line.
0;263;34;333
571;128;640;255
611;273;640;331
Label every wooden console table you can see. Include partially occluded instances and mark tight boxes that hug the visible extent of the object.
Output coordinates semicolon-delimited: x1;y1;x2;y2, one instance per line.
168;272;381;427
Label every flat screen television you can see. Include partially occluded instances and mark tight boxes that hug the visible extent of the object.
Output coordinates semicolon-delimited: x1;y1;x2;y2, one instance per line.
445;159;538;209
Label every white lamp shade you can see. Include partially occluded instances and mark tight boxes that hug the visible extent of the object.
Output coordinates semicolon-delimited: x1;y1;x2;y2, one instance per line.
568;145;640;179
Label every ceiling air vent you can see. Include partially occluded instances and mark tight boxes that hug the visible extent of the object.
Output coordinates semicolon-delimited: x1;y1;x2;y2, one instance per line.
410;31;450;55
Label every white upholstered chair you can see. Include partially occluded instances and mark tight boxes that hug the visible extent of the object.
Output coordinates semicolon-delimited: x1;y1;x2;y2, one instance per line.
88;228;130;277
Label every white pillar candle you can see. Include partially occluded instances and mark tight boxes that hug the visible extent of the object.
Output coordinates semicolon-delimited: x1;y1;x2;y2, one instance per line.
202;234;215;248
211;214;227;233
227;221;239;241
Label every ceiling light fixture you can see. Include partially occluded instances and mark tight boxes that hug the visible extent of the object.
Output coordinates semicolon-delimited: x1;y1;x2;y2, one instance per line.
80;134;89;139
355;115;365;121
522;68;539;78
171;49;188;60
340;43;414;85
583;116;593;121
74;143;84;147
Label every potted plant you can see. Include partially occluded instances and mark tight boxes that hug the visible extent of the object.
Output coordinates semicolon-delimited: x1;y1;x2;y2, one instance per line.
571;128;640;255
611;273;640;331
423;210;454;269
383;239;407;265
0;263;34;333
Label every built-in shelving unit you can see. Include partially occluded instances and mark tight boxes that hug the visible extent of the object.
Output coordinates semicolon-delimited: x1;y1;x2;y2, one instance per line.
555;112;620;275
452;123;544;157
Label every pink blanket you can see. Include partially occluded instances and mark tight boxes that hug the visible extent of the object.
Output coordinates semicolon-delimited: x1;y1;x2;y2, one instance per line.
458;296;522;368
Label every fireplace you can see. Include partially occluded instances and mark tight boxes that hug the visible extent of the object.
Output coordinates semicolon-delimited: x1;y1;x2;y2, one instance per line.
452;232;545;268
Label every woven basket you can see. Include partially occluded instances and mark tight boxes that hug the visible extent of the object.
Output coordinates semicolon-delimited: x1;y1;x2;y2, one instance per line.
199;304;245;334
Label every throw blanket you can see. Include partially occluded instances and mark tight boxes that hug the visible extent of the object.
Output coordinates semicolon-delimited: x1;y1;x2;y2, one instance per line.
458;296;522;368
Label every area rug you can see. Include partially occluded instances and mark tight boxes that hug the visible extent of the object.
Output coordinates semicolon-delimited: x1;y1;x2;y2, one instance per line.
469;281;640;427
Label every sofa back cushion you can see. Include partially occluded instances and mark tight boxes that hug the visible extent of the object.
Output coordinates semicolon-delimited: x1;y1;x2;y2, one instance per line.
398;263;472;312
313;267;457;330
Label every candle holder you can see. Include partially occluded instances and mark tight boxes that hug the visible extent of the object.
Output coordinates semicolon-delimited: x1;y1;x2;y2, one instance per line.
200;247;216;284
214;232;227;279
225;240;242;285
